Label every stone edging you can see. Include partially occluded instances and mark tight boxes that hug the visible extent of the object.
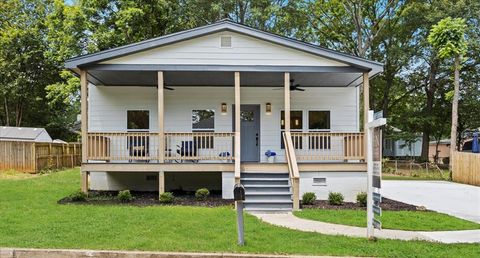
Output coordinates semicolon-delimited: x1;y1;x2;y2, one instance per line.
0;248;357;258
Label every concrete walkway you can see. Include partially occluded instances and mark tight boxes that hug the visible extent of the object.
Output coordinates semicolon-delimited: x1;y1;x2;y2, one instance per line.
382;180;480;223
253;213;480;244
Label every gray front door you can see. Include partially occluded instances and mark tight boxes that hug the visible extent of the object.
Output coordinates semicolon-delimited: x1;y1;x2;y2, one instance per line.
233;105;261;162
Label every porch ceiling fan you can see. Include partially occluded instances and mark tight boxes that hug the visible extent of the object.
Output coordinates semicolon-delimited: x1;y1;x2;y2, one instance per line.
273;79;305;92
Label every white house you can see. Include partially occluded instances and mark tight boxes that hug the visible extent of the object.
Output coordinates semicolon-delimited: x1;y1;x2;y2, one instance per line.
0;126;52;142
65;20;383;211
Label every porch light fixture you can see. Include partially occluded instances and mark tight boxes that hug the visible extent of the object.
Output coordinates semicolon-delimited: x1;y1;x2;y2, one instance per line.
265;103;272;115
295;119;299;126
221;103;228;114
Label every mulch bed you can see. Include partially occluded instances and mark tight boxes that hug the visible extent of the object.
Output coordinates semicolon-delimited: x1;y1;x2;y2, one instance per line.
58;191;234;208
301;198;420;211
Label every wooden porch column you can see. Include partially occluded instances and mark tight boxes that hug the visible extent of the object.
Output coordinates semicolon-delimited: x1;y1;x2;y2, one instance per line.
158;71;165;163
363;72;369;158
234;72;241;183
81;171;89;193
80;70;88;163
284;72;291;132
159;171;165;196
80;70;89;193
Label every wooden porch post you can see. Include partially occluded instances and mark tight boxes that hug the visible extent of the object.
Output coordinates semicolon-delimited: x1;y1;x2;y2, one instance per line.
284;72;291;132
80;70;89;193
159;171;165;197
363;72;369;158
158;71;165;163
80;70;88;163
234;72;241;183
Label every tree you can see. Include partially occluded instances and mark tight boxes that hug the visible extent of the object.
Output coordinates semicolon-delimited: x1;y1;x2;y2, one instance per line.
428;17;468;168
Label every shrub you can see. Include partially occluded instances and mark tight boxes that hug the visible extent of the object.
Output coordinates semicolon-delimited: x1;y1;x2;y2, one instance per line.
159;192;174;204
356;192;367;207
302;192;316;205
195;188;210;201
328;192;344;205
117;190;133;203
69;190;87;202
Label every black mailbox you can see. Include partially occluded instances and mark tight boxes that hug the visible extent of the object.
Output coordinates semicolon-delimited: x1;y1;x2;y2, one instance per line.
233;184;245;201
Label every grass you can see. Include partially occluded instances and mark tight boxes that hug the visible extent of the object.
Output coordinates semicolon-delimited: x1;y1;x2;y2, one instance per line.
0;168;479;257
0;169;38;180
383;174;448;180
382;168;449;181
294;209;480;231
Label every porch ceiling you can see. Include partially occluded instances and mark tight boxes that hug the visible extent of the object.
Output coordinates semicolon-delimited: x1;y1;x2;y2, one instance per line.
88;70;363;87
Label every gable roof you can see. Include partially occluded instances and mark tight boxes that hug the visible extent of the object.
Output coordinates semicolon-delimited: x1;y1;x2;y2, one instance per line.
65;19;383;74
0;126;51;141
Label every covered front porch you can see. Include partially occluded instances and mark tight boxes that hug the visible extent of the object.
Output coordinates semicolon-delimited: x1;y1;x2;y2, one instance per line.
83;70;367;165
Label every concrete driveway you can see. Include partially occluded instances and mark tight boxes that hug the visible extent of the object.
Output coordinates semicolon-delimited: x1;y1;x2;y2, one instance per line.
382;180;480;223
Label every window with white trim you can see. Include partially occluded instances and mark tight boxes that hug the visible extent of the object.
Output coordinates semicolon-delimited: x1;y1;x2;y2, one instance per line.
127;110;149;131
192;109;215;149
280;110;303;149
308;111;331;150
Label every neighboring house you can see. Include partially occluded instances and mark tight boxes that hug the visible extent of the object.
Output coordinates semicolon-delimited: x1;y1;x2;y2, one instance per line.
383;127;422;159
65;20;383;211
429;139;450;164
0;126;52;142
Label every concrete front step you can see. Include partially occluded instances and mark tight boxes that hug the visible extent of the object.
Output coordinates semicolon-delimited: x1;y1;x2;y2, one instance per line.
244;202;293;210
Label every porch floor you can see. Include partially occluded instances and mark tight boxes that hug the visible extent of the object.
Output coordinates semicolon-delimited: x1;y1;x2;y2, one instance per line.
82;162;366;173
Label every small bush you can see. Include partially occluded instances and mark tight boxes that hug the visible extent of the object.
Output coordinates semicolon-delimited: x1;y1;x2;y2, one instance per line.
195;188;210;201
328;192;344;205
302;192;316;205
159;192;174;204
117;190;133;203
356;192;367;207
69;190;87;202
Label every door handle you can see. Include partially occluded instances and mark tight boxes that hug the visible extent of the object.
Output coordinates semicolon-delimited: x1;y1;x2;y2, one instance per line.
256;133;259;146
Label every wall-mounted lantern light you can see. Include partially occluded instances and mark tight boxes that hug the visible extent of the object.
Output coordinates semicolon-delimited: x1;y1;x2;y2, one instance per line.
294;119;299;126
265;102;272;115
221;103;228;114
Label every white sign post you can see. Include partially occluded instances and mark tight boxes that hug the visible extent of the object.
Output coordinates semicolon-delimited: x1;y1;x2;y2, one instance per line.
366;110;386;239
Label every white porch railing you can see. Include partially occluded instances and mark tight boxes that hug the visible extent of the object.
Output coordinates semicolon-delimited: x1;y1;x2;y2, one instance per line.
290;132;365;161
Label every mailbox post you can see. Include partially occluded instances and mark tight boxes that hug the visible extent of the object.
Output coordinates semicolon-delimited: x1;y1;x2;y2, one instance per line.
233;183;245;246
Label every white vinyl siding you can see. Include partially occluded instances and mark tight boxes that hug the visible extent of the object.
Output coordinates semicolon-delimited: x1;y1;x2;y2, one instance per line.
101;32;348;67
89;86;359;162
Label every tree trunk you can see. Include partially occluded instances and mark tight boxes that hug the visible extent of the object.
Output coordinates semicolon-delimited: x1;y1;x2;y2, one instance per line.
420;59;438;161
450;56;460;170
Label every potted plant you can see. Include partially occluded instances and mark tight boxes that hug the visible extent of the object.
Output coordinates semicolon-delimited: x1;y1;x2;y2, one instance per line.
265;150;277;163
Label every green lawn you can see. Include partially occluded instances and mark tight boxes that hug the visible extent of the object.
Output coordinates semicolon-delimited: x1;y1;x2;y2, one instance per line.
1;169;479;258
294;209;480;231
382;174;447;181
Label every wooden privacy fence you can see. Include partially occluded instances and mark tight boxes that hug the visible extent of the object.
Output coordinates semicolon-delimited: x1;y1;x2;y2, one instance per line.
0;141;81;173
452;152;480;186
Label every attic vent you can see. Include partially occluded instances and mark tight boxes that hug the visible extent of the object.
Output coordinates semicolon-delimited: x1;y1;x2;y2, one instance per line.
313;177;327;185
220;36;232;48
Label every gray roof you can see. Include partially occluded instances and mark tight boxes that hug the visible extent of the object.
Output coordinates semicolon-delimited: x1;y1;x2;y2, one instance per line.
65;19;383;74
0;126;49;141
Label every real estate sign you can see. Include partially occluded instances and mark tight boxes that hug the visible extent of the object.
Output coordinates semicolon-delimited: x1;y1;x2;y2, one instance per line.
366;111;386;238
